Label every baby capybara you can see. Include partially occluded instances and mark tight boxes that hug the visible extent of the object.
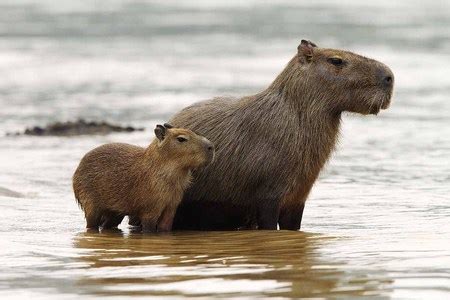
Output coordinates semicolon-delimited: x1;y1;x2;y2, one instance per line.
73;123;214;232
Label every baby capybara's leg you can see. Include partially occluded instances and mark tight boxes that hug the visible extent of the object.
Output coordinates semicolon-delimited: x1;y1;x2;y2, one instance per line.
157;205;177;232
85;209;102;229
102;212;125;229
140;213;158;233
82;200;103;229
128;215;141;227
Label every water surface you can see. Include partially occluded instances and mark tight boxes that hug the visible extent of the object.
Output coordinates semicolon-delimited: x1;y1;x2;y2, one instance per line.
0;0;449;298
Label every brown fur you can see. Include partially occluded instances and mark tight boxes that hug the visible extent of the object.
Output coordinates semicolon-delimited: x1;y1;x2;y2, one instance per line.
170;40;394;230
72;125;214;232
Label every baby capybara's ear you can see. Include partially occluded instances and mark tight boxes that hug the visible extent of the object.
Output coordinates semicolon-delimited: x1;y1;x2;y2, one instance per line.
297;39;318;63
154;124;166;141
163;123;173;129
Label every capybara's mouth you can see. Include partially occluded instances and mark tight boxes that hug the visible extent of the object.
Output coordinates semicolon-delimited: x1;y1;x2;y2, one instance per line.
202;151;215;166
207;152;215;164
370;105;381;115
369;100;389;115
381;97;391;110
375;92;392;113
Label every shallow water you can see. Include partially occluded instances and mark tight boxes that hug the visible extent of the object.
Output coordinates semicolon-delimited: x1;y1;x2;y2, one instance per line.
1;0;450;299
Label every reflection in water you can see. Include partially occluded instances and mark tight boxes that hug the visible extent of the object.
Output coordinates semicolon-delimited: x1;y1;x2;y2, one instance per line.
73;231;391;298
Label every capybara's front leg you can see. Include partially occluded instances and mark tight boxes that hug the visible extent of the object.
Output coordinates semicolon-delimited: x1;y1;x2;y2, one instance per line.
257;199;281;230
278;202;305;231
157;205;177;232
140;214;157;233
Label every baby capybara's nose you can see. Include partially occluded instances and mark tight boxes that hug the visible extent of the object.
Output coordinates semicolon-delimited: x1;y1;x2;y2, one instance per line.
205;140;214;152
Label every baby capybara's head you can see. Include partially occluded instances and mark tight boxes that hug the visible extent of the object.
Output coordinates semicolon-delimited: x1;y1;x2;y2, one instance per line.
296;40;394;115
154;123;214;168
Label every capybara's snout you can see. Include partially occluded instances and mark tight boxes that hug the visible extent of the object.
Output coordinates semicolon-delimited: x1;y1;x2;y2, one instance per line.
377;64;394;92
375;63;394;110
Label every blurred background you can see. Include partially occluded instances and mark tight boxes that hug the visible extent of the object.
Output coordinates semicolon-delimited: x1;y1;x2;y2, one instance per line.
0;0;449;299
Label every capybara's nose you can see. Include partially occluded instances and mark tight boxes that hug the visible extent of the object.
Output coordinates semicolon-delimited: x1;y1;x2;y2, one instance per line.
383;75;393;86
378;66;394;90
205;140;214;152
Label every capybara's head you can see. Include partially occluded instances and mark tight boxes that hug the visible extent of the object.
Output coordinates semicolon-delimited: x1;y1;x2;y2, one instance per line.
295;40;394;115
154;123;215;168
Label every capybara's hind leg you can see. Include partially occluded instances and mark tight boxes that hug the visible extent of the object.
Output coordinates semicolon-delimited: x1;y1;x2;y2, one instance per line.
102;212;125;229
128;215;141;227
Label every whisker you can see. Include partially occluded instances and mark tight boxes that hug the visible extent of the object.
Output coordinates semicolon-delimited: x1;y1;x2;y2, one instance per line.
379;93;384;112
368;97;375;114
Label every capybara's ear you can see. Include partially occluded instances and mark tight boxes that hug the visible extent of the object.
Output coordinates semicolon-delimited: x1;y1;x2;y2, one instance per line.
163;123;173;129
298;40;317;63
154;125;166;141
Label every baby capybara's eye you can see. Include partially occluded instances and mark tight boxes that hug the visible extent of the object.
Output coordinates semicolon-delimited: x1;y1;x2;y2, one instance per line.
177;137;188;143
327;57;343;66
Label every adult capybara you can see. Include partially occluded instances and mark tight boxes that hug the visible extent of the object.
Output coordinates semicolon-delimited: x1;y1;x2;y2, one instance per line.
73;123;215;232
170;39;394;231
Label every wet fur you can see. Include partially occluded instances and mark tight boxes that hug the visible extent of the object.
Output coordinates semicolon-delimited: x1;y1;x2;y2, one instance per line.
73;127;213;232
170;40;394;230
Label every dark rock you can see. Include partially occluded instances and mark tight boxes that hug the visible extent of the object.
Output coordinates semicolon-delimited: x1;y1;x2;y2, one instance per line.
8;119;144;136
0;186;24;198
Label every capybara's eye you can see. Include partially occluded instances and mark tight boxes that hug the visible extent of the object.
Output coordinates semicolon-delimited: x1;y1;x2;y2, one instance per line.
177;137;188;143
328;57;343;66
